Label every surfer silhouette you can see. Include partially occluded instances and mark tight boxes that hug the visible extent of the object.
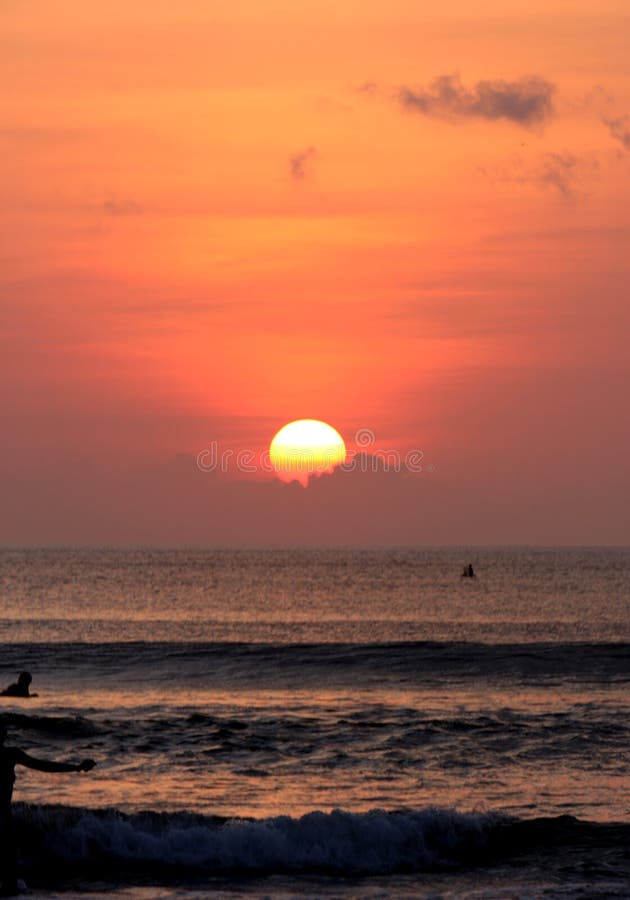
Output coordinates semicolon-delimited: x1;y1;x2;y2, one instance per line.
0;673;37;699
0;721;95;896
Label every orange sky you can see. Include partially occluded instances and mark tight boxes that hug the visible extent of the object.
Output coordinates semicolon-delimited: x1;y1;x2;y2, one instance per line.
2;0;629;544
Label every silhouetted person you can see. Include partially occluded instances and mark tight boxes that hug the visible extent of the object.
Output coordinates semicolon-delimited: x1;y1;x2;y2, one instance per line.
0;721;95;896
468;563;475;577
1;673;37;699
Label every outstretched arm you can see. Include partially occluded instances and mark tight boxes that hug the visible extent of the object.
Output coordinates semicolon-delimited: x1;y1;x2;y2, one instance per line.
14;749;96;773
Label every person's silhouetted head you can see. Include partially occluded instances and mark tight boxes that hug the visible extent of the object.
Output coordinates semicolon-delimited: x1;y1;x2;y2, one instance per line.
1;672;37;698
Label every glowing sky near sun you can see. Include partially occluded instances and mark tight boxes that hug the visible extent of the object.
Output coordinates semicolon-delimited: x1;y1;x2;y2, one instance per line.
1;0;629;544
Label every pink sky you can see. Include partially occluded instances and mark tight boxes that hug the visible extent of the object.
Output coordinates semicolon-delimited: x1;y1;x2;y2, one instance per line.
2;1;629;544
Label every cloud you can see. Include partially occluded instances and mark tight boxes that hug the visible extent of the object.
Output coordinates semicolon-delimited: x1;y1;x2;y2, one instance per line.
102;194;143;216
399;74;554;127
484;225;630;244
480;151;596;199
0;126;83;143
536;152;595;197
289;146;317;180
387;296;543;341
603;115;630;151
356;81;378;96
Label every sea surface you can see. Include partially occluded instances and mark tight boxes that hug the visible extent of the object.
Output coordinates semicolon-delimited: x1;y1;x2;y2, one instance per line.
0;547;629;899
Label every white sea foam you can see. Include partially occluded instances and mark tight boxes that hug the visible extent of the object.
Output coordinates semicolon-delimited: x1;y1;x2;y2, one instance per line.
23;805;499;874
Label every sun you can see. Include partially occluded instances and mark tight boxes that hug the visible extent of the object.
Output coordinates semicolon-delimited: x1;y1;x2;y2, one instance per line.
269;419;346;487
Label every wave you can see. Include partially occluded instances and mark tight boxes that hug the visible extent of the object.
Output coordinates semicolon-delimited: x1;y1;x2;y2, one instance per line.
12;803;630;883
0;711;99;737
3;640;630;688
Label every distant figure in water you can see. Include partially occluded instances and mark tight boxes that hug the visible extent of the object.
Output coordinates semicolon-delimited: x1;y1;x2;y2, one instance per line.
461;564;475;578
1;673;37;698
0;721;95;896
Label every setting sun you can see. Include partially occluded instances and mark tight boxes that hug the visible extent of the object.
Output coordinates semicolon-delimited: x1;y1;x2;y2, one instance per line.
269;420;346;487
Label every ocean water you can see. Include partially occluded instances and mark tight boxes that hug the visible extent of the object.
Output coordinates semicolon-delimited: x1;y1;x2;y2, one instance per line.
0;547;629;898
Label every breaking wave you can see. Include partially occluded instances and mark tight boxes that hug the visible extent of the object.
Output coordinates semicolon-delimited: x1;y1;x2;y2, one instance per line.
13;802;630;882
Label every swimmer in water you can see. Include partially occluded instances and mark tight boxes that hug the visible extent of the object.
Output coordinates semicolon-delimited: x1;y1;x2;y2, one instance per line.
1;673;37;699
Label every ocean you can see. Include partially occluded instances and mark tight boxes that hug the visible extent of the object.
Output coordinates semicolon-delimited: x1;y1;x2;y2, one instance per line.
0;547;629;899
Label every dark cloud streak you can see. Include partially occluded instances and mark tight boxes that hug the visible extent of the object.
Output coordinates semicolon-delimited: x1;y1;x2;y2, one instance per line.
289;146;317;180
399;74;554;127
604;115;630;151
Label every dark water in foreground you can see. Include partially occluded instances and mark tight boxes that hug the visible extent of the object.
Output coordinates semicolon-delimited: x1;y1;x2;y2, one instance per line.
0;547;629;897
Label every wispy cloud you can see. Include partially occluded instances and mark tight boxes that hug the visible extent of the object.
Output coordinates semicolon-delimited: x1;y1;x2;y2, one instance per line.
398;74;554;127
387;295;538;340
289;146;317;181
480;151;596;200
357;81;378;96
102;194;143;216
535;152;588;197
0;126;84;145
603;115;630;151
